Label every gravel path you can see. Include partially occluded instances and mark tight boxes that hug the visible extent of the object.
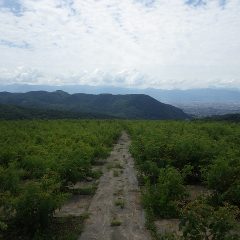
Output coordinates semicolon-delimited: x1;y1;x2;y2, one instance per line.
79;132;151;240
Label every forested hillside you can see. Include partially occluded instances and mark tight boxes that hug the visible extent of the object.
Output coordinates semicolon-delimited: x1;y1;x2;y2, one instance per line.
0;104;115;120
206;113;240;122
0;91;189;120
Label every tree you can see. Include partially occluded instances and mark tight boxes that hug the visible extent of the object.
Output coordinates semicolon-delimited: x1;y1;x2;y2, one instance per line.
180;199;239;240
14;172;67;237
143;167;187;218
206;157;240;206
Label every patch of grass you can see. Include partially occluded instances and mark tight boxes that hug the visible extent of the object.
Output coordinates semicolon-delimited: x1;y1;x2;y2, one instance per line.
106;162;115;170
92;159;106;166
70;185;97;195
107;162;123;170
91;169;102;179
114;163;123;169
50;215;87;240
80;212;90;220
144;207;159;240
159;233;179;240
113;170;119;177
115;199;125;209
6;215;88;240
114;189;124;196
110;218;122;227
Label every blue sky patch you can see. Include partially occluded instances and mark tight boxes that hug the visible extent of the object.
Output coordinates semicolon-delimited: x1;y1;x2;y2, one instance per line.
185;0;207;7
186;0;227;7
0;39;30;49
135;0;156;7
0;0;22;15
219;0;227;6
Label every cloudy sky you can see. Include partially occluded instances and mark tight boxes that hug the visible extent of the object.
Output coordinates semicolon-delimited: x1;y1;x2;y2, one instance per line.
0;0;240;89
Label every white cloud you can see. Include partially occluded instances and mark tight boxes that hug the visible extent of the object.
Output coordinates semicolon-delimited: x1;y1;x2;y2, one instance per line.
0;0;240;89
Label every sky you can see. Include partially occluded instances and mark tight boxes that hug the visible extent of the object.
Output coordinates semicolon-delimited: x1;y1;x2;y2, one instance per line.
0;0;240;89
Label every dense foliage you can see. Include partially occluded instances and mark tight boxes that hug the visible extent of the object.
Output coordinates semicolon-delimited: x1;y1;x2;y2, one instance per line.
0;120;122;239
180;199;239;240
1;119;240;239
128;120;240;239
0;104;115;120
206;113;240;122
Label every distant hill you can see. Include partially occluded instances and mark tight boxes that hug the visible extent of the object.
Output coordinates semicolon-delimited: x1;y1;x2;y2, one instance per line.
1;84;240;117
0;91;189;120
205;113;240;122
1;84;240;104
0;104;115;120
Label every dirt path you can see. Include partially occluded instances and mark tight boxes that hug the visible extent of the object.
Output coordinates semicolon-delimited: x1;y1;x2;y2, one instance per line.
79;132;151;240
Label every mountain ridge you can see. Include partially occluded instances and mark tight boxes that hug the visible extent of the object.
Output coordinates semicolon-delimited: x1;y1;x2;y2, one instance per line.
0;91;189;120
1;84;240;104
0;103;116;120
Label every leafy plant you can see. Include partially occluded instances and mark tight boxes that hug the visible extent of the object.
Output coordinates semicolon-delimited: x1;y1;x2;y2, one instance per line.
143;167;187;218
14;173;67;237
206;157;240;206
180;199;240;240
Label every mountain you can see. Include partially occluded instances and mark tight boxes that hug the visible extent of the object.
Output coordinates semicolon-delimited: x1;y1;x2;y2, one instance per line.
0;104;115;120
0;91;189;120
1;84;240;117
1;84;240;104
205;113;240;122
1;85;240;117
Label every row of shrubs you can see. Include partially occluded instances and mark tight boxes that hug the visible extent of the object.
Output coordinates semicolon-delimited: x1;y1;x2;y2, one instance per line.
0;120;122;239
128;120;240;239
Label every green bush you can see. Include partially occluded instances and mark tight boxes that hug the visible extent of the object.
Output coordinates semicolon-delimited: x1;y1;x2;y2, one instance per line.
139;160;160;183
21;156;48;179
180;199;240;240
58;157;91;184
14;173;67;237
206;157;240;206
143;167;187;218
0;120;122;239
0;163;21;193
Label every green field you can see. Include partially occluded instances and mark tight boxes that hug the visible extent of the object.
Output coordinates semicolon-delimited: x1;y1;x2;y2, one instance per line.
0;120;240;239
0;120;122;239
128;121;240;239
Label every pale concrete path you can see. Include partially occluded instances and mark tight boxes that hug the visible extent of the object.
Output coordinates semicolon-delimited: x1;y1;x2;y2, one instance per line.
79;132;151;240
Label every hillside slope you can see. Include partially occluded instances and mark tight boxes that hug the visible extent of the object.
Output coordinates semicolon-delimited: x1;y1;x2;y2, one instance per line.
1;84;240;104
0;104;114;120
0;91;189;120
205;113;240;122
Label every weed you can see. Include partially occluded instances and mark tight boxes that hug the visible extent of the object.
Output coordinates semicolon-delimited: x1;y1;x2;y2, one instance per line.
110;218;122;227
91;170;102;179
106;163;115;170
92;159;106;166
114;163;123;169
70;185;97;195
114;189;124;196
113;170;119;177
115;199;125;209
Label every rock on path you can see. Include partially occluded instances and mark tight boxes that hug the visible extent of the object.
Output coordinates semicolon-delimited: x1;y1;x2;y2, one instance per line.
79;132;151;240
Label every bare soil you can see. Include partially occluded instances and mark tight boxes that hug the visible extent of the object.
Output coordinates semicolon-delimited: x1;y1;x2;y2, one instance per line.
79;132;151;240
